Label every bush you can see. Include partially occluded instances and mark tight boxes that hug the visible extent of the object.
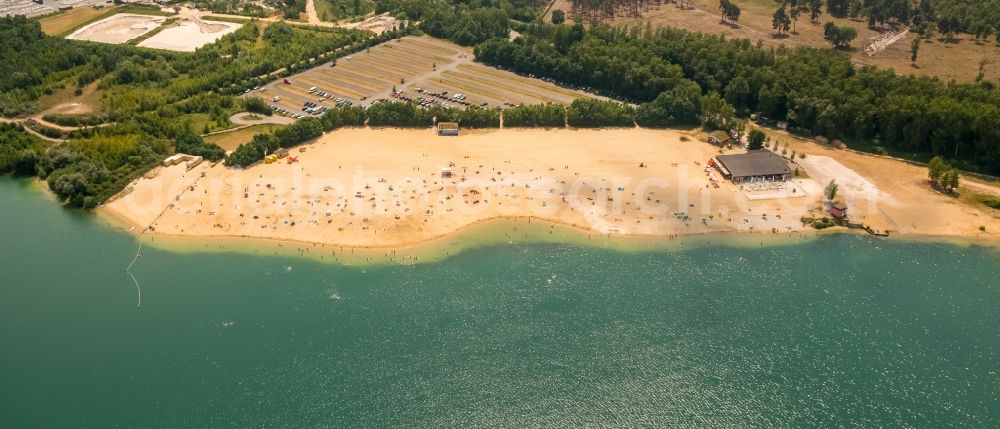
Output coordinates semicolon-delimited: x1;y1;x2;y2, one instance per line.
635;81;702;127
0;126;48;176
41;113;108;127
457;107;501;128
174;129;225;162
977;195;1000;210
566;98;635;128
366;102;435;127
243;97;273;116
502;104;565;127
551;9;565;25
320;105;366;130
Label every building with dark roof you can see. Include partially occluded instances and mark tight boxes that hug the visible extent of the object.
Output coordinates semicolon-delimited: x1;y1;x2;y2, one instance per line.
711;150;792;183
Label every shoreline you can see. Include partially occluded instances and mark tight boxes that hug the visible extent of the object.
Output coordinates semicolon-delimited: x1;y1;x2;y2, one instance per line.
97;208;818;264
96;206;1000;266
10;170;995;265
96;126;999;262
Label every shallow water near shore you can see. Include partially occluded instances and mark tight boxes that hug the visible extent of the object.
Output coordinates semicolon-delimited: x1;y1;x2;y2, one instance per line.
2;177;1000;427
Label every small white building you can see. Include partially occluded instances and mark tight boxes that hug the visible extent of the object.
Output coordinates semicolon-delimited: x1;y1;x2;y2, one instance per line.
163;154;204;170
437;122;459;136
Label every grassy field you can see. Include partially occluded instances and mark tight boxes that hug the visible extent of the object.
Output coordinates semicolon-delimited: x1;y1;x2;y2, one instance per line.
204;124;285;151
313;0;334;22
958;185;1000;214
256;36;597;115
31;80;105;117
38;6;109;36
548;0;1000;82
181;113;234;135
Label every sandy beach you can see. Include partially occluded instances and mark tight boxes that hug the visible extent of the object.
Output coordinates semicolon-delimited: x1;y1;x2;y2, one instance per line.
102;127;1000;250
137;20;241;52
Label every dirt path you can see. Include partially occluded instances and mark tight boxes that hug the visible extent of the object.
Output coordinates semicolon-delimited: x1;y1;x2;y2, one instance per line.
1;117;67;145
304;0;335;27
29;116;111;133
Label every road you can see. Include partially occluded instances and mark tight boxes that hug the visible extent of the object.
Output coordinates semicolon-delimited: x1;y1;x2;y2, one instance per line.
1;116;68;145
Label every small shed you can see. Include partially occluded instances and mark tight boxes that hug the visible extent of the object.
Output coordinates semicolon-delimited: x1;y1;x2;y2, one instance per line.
441;167;453;178
437;122;459;136
707;130;731;146
830;202;848;219
163;153;203;169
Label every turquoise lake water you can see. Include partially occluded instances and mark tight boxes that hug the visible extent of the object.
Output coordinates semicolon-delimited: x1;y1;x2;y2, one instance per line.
1;178;999;427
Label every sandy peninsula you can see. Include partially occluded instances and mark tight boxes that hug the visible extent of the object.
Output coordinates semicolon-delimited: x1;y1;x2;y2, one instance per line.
102;127;1000;249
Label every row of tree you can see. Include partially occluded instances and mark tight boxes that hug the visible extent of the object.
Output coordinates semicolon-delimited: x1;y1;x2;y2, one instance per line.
224;98;642;167
365;101;502;127
567;0;664;23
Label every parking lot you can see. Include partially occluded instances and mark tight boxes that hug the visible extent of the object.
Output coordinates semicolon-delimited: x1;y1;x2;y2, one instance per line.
245;36;596;119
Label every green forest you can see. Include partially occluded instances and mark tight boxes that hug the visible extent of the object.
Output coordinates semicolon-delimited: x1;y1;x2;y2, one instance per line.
376;0;548;45
315;0;377;21
0;16;380;207
189;0;273;17
473;22;1000;173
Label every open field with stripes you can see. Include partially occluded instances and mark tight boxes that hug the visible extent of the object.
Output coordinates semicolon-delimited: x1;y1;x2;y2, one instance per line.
250;36;597;118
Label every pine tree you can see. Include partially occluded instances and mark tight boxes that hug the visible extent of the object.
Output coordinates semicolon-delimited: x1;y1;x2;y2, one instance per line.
809;0;822;23
789;1;801;33
824;179;838;202
772;5;791;36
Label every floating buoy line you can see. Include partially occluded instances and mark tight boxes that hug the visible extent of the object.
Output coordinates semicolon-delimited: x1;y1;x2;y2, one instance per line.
126;239;142;309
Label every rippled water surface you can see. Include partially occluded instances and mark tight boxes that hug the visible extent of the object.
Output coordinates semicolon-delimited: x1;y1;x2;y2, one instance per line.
1;179;998;427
